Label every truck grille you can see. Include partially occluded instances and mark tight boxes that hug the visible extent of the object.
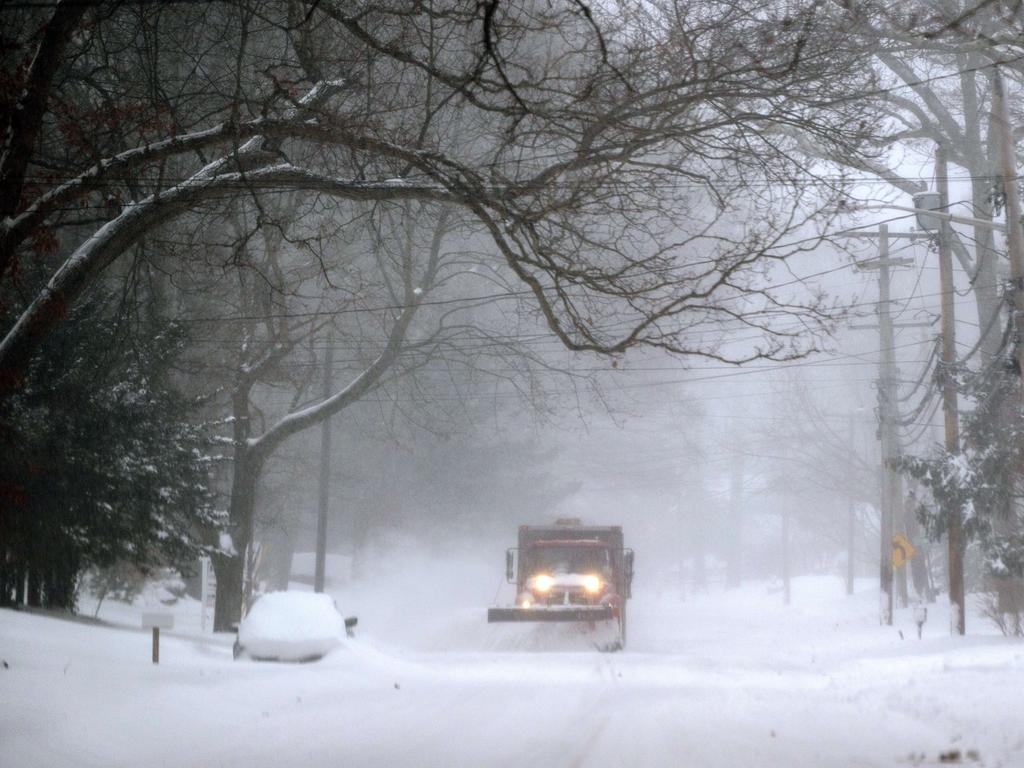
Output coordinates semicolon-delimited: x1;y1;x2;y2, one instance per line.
541;590;595;606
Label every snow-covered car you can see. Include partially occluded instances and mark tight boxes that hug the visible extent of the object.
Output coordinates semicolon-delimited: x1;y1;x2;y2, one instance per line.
233;591;356;662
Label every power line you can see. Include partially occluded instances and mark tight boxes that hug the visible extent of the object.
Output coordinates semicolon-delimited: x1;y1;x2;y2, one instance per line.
132;208;961;325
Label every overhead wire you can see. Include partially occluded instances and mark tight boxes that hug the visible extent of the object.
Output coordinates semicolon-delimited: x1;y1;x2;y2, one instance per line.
897;336;940;404
118;205;967;327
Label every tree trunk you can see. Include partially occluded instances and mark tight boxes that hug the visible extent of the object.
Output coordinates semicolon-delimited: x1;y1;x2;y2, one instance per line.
212;435;262;632
27;568;42;607
782;510;791;606
726;455;744;588
969;217;1003;364
212;551;244;632
264;519;297;592
692;547;706;593
846;500;856;596
964;58;1003;366
691;501;707;594
0;555;10;606
44;561;74;610
14;566;25;605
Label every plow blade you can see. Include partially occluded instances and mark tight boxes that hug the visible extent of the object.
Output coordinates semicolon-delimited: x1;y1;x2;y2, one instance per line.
488;605;614;623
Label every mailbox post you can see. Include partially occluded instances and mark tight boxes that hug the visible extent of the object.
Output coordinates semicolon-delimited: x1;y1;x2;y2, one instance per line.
142;613;174;664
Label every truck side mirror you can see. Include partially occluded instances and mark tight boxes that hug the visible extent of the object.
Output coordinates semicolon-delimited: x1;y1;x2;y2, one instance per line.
624;549;634;594
505;549;515;583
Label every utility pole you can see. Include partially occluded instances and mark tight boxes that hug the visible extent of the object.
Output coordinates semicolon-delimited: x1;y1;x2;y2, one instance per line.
877;225;898;625
910;140;1013;631
843;225;929;625
993;67;1024;377
936;146;965;635
990;64;1024;625
313;329;334;594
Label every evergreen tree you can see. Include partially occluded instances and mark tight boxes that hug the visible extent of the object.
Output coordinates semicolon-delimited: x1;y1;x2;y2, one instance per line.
0;293;221;609
898;322;1024;633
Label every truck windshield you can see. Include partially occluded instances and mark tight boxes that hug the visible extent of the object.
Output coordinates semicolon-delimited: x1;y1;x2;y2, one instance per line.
527;546;612;576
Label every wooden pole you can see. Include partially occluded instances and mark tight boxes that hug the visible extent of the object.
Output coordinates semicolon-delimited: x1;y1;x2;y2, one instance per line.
936;145;965;635
314;328;334;594
877;224;896;626
844;229;925;612
152;627;159;664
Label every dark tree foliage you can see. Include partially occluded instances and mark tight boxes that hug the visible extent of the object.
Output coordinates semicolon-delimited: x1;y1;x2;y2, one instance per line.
0;294;220;610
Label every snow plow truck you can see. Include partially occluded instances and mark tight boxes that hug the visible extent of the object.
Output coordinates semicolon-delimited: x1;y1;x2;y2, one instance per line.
488;519;634;649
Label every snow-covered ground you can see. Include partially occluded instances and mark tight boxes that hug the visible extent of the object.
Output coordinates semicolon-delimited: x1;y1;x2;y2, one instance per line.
3;573;1023;767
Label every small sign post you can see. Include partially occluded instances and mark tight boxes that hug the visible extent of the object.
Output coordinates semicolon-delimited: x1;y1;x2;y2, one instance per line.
142;613;174;664
914;604;928;639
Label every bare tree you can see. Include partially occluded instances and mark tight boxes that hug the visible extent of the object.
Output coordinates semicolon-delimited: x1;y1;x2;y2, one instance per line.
1;1;882;395
1;1;891;625
793;1;1024;362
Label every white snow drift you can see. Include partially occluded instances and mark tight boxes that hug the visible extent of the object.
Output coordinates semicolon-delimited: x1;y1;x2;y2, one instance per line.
4;574;1024;767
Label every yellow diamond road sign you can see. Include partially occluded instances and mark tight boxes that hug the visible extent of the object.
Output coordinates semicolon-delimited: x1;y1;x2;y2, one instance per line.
892;533;915;568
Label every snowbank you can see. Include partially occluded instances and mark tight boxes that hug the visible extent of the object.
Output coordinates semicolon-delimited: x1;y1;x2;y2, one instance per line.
236;591;345;661
4;576;1024;768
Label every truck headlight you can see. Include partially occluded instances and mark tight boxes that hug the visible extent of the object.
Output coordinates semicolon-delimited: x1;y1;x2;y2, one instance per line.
532;574;554;593
582;575;602;594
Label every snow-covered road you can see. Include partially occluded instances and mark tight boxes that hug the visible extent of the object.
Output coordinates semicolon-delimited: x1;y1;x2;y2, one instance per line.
3;577;1023;767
